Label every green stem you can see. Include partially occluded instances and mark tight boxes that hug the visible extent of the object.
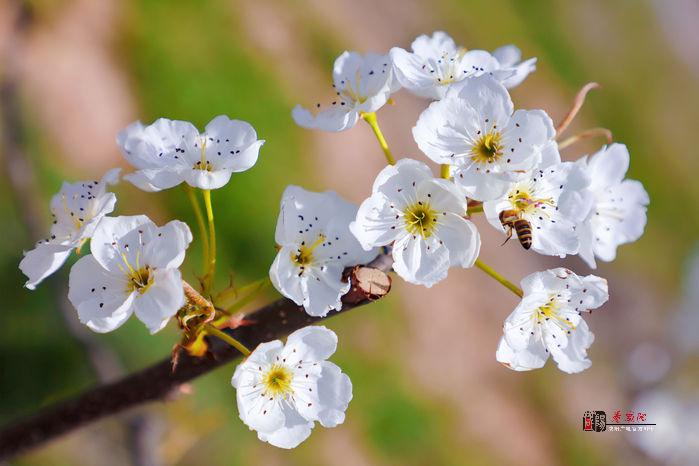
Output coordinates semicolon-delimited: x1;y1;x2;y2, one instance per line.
361;112;395;165
202;189;216;291
184;185;209;274
204;324;251;356
474;258;523;298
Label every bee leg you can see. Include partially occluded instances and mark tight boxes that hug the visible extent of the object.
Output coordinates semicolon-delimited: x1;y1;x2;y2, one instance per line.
501;227;513;246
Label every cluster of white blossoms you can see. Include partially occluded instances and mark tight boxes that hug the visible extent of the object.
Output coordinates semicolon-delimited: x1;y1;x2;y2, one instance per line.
19;31;650;450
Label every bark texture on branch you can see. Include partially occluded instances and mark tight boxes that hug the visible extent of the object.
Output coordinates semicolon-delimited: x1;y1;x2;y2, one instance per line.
0;260;392;460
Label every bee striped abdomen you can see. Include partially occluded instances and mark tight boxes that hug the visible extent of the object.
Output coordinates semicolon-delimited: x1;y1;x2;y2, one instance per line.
514;219;532;250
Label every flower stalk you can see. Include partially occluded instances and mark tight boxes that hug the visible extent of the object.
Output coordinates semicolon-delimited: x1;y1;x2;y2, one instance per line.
184;185;210;275
474;258;523;297
440;164;451;179
205;324;251;356
361;112;395;165
202;189;216;291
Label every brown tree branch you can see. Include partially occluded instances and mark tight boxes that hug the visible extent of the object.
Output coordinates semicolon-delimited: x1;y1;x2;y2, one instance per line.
0;258;393;460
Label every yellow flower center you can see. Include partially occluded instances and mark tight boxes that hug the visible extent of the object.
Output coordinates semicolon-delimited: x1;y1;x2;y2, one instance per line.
262;364;293;397
127;266;153;294
509;190;555;216
471;131;503;164
291;234;326;267
193;138;213;171
535;296;576;330
404;202;438;238
118;251;154;294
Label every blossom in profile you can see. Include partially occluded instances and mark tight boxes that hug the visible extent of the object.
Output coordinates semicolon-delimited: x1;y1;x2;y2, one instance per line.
232;326;352;449
292;51;398;132
351;159;480;287
496;268;608;374
390;31;535;100
564;143;649;268
19;169;120;290
270;186;378;316
117;115;264;191
68;215;192;334
413;76;555;201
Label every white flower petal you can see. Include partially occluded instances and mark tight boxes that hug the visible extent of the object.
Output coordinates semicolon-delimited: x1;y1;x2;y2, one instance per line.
587;143;630;189
492;45;522;67
437;214;481;268
501;109;554;167
269;248;305;306
350;193;402;250
68;255;134;333
132;268;185;334
389;47;444;99
392;234;449;287
411;31;458;56
302;265;350;317
314;361;352;428
20;243;74;290
292;104;358;132
142;220;192;269
284;326;338;362
258;403;314;449
372;158;434;196
448;75;514;125
530;217;579;257
501;57;536;89
90;215;151;270
117;118;197;171
412;96;482;164
123;169;185;192
453;166;514;201
549;319;594;374
496;335;548;371
203;116;264;172
183;168;233;190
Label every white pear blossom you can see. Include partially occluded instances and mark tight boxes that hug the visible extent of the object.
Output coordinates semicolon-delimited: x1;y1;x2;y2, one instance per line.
350;159;480;287
292;51;398;132
390;31;535;100
232;326;352;449
19;169;120;290
562;144;649;268
68;215;192;334
496;268;608;374
117;115;264;191
483;154;590;257
413;76;555;201
270;186;378;317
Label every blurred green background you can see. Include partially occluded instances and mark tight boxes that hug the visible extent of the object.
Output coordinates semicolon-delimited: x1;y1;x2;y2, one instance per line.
1;0;697;465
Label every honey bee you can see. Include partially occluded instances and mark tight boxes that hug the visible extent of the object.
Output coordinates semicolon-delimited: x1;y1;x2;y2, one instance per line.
499;209;532;250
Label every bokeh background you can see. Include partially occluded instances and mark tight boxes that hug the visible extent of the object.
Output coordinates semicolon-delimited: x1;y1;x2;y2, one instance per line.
1;0;698;465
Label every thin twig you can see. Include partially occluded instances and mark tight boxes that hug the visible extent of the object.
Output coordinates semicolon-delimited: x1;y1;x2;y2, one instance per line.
555;82;601;137
557;127;613;150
